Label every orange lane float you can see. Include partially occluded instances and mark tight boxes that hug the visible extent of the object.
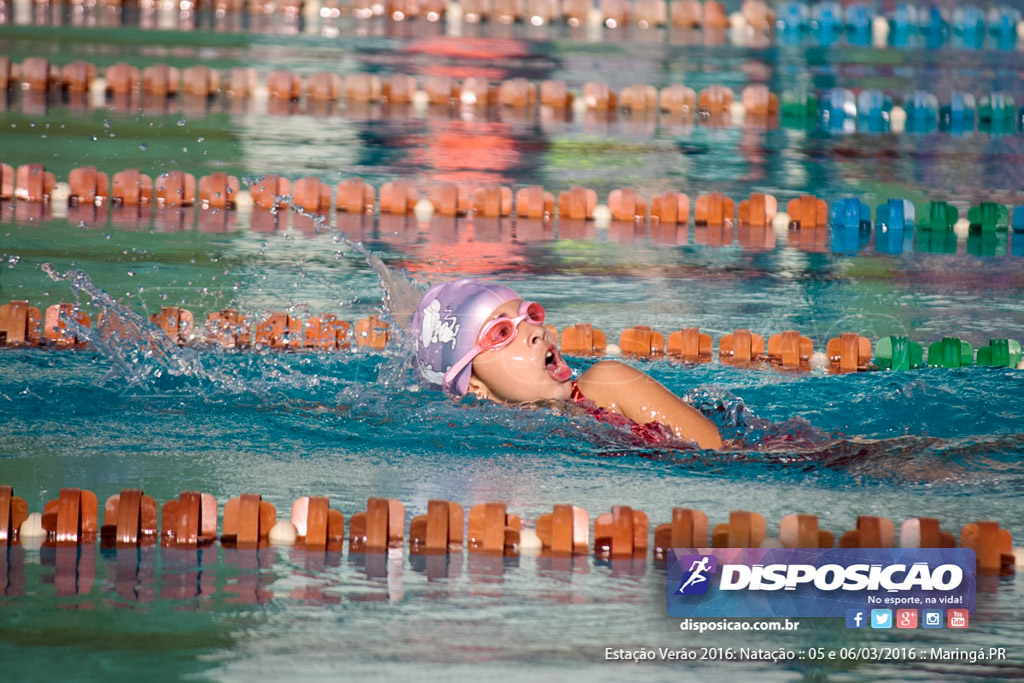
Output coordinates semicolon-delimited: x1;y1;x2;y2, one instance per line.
306;72;341;102
472;185;514;218
499;78;536;108
100;489;159;547
0;486;29;546
267;70;302;101
557;186;597;221
659;85;697;114
291;496;346;551
839;516;896;548
961;521;1014;575
43;303;89;347
653;508;709;561
766;330;814;369
600;0;630;28
41;487;99;546
778;514;835;548
667;327;713;362
712;510;767;548
409;499;465;555
291;176;332;213
540;80;573;108
111;169;154;206
105;62;141;96
468;502;521;556
582;82;617;111
0;301;42;347
514;185;555;219
349;497;405;553
61;60;96;94
199;172;240;210
226;67;259;99
635;0;667;27
182;65;220;97
68;166;109;206
378;181;420;215
668;0;702;26
594;505;648;558
703;0;730;28
0;162;14;200
162;491;219;547
741;84;778;118
382;74;416;105
253;312;303;350
900;517;956;549
698;85;733;116
354;314;390;349
718;329;766;363
222;493;277;549
204;309;251;348
620;84;658;113
459;77;496;107
21;57;55;92
650;191;690;225
607;188;649;222
248;174;291;211
694;192;735;227
154;170;196;208
560;322;607;356
826;333;873;372
535;504;590;555
15;164;55;202
344;73;383;103
336;178;376;214
304;315;351;351
150;306;196;345
737;192;777;228
142;64;180;97
428;183;472;217
619;325;665;359
787;194;830;229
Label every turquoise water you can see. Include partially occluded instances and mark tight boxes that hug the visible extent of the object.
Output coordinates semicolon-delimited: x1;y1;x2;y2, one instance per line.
3;9;1024;682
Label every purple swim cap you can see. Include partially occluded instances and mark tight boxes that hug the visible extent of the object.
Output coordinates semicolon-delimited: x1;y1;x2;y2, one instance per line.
410;279;520;396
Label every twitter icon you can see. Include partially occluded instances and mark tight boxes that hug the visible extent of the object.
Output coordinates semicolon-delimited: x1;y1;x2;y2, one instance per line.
871;609;893;629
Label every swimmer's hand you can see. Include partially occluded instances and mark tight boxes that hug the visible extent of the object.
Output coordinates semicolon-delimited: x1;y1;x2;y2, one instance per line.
575;361;724;450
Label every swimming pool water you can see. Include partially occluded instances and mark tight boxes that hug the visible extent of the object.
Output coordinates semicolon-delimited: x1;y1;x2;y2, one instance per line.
2;7;1024;682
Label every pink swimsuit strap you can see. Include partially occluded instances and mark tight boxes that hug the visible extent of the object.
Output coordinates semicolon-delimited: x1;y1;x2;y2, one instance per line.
570;381;672;445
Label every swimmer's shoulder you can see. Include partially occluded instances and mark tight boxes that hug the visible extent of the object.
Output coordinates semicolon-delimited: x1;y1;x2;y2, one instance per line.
575;360;646;406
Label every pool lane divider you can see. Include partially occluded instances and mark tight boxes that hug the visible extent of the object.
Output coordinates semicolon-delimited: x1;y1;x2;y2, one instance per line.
4;161;1024;244
6;57;1024;137
5;0;1024;53
3;299;1024;370
2;486;1021;577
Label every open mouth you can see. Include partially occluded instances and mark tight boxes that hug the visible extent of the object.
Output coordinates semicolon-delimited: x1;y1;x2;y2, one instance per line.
544;345;572;382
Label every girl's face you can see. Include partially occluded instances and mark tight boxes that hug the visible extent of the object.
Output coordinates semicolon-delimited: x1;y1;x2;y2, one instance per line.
467;299;574;404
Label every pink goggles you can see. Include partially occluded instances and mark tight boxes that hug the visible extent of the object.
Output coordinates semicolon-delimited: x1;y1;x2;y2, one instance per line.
442;300;545;393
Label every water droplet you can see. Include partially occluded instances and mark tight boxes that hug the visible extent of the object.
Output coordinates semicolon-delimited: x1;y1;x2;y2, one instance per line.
139;142;148;150
127;269;136;277
197;136;205;142
103;119;111;129
7;254;20;268
90;135;98;141
182;147;188;153
77;220;88;229
177;118;187;126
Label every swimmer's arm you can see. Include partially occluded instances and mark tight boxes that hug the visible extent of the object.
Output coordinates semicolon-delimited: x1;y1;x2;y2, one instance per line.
575;360;724;449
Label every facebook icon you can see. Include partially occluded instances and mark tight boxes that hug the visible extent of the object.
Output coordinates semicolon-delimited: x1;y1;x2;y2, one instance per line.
845;609;866;629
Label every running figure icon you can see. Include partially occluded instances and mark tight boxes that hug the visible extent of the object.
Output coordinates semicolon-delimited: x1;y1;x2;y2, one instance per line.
678;556;712;594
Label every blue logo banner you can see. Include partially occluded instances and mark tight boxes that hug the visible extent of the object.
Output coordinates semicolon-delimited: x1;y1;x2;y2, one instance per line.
667;548;976;618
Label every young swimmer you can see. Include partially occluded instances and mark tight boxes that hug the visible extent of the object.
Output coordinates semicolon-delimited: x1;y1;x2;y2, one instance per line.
411;279;724;449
